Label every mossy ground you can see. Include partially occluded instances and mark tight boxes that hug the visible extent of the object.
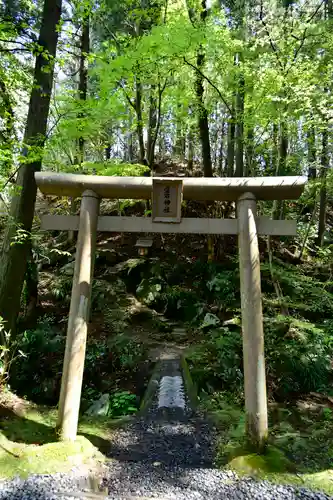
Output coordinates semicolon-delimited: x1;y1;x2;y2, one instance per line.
228;450;333;495
203;394;333;496
0;394;130;479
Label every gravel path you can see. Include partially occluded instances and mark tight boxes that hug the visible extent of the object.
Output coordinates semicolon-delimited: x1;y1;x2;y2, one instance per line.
1;359;332;499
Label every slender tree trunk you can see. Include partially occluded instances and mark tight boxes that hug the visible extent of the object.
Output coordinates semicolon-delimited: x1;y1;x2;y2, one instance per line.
190;0;212;177
218;121;225;175
186;0;212;176
196;49;212;177
273;121;288;219
227;113;235;176
78;15;89;164
24;245;38;324
147;87;157;167
127;113;135;161
69;16;89;243
279;122;288;174
0;0;62;335
135;77;146;164
272;123;278;174
173;104;185;159
105;143;111;159
235;73;245;177
187;129;194;171
307;125;316;180
245;127;254;176
158;131;165;159
317;130;328;247
0;78;15;174
128;134;134;162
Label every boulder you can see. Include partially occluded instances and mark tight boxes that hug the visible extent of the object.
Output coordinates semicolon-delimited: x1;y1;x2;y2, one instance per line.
85;394;110;416
200;313;220;329
60;261;75;276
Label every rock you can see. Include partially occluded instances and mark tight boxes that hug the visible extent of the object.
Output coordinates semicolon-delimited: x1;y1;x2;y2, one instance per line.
60;261;75;276
85;394;110;417
108;258;144;275
223;317;241;328
200;313;220;329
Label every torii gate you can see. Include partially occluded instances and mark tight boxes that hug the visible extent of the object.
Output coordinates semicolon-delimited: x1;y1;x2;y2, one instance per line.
35;172;306;447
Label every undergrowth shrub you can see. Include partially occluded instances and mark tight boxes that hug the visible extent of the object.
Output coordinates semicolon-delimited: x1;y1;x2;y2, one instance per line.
0;316;21;389
48;274;73;302
107;333;146;370
108;390;137;417
187;317;333;400
11;317;65;403
186;327;243;394
81;161;149;177
162;286;203;321
265;317;333;398
11;315;148;405
133;259;239;321
261;262;333;319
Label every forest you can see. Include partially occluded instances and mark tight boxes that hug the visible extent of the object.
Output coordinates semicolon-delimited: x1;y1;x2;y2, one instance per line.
1;0;333;498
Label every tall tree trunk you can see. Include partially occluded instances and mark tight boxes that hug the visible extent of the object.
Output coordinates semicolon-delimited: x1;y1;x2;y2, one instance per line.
307;124;316;180
186;0;212;176
279;122;288;174
187;129;194;171
0;0;62;335
272;123;278;174
24;244;38;324
135;77;146;164
158;131;165;159
245;127;254;176
147;87;157;167
226;112;235;176
218;121;225;175
317;129;328;247
77;14;89;164
196;49;212;177
69;14;89;243
105;143;111;159
273;121;288;219
0;78;15;174
235;73;245;177
190;0;212;177
174;118;186;160
128;134;134;162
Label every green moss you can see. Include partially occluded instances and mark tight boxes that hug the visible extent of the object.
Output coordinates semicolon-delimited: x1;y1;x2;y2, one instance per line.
181;356;199;409
227;446;333;495
0;434;104;479
0;402;132;479
139;362;161;414
228;446;293;474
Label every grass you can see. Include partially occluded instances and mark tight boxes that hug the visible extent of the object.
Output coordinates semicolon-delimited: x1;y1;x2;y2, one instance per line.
0;393;131;479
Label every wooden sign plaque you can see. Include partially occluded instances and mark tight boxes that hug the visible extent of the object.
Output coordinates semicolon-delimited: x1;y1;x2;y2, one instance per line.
152;178;183;223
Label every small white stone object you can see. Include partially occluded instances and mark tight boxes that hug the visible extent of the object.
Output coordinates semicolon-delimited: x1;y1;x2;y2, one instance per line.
158;375;185;409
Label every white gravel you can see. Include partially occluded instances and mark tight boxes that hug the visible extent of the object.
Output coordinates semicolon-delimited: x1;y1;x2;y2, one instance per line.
0;466;332;499
1;362;332;499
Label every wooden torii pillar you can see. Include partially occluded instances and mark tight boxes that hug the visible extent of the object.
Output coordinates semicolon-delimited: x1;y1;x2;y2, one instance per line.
35;172;306;446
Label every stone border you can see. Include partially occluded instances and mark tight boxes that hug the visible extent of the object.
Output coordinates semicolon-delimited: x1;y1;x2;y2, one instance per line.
138;361;163;416
180;355;199;410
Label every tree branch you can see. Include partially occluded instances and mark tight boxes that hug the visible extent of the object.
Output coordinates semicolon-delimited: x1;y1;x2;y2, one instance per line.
183;57;232;114
260;18;284;71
